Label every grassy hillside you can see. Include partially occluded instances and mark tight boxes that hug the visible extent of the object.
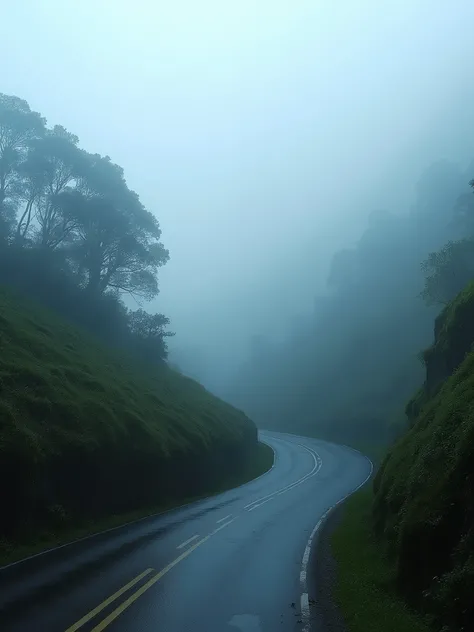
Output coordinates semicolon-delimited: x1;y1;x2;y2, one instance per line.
373;280;474;631
0;287;260;559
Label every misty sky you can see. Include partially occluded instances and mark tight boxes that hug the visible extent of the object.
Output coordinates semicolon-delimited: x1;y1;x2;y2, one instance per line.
2;1;474;390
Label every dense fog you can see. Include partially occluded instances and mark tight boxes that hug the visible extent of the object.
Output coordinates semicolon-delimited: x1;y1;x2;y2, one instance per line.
2;1;474;440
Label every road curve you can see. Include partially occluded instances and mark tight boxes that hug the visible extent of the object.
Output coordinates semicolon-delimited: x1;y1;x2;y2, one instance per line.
0;431;371;632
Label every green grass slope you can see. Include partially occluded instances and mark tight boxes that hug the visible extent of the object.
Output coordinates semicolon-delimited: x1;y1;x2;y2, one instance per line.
373;280;474;631
0;287;259;559
332;489;431;632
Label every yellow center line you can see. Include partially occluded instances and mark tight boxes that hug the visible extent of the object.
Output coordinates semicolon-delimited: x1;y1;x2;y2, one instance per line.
90;535;211;632
65;568;154;632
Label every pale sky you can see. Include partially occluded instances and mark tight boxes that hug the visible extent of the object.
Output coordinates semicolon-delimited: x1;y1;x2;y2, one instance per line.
2;1;474;389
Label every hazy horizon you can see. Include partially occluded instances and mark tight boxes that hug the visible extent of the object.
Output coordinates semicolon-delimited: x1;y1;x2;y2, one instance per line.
3;0;474;393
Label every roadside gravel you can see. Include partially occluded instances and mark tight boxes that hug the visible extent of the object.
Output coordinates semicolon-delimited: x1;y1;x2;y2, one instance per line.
307;504;348;632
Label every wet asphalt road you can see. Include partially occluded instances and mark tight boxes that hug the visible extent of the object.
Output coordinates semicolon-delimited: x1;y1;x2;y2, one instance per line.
0;431;371;632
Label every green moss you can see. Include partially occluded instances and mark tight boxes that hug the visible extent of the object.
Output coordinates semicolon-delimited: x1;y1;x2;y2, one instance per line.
405;387;430;425
422;280;474;393
332;489;431;632
374;280;474;630
0;287;254;461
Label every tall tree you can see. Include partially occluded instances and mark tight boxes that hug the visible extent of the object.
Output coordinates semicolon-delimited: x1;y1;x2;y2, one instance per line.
16;125;85;246
0;94;45;236
0;92;172;364
62;154;169;298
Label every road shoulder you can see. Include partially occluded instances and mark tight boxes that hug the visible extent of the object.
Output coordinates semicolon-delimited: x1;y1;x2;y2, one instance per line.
307;503;348;632
310;489;432;632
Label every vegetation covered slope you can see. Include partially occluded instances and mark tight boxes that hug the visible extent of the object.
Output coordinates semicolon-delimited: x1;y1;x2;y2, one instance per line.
373;280;474;631
0;92;268;563
0;287;258;552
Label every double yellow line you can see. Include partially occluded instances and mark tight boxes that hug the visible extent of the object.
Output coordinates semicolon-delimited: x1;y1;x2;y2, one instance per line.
65;535;210;632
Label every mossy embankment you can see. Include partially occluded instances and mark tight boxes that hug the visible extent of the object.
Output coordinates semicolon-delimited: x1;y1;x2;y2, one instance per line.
372;279;474;631
330;282;474;631
331;489;431;632
0;287;267;563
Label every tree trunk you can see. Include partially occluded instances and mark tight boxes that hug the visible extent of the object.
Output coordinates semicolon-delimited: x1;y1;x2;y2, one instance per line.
16;197;35;241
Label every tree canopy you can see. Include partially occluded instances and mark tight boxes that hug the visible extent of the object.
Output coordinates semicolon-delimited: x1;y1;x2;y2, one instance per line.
0;92;171;361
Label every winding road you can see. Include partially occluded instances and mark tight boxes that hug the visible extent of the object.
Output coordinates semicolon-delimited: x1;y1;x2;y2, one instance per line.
0;431;371;632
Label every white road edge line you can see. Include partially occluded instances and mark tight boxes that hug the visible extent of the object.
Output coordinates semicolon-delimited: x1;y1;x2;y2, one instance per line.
176;534;199;549
300;592;310;624
216;514;232;523
299;452;374;632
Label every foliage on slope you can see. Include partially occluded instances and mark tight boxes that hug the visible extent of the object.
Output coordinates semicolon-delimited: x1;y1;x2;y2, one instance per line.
373;280;474;631
424;280;474;389
0;287;257;548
